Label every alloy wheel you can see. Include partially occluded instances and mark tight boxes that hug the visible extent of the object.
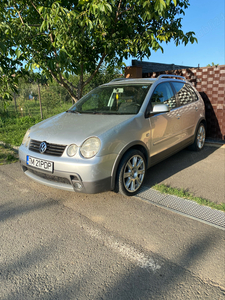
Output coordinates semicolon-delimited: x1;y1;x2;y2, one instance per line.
123;155;145;193
197;124;206;149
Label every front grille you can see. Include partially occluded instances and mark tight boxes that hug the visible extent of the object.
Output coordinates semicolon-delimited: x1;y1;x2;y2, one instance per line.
28;168;71;185
29;139;66;157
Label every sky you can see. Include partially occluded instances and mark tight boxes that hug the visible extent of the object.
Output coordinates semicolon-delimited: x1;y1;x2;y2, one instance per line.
124;0;225;68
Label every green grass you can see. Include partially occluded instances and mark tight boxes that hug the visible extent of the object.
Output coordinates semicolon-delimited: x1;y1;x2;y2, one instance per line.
0;115;41;146
0;144;19;165
0;101;71;146
152;184;225;212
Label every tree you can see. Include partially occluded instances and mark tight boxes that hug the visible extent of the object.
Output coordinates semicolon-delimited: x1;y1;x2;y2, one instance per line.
206;63;219;67
0;0;197;102
0;49;26;105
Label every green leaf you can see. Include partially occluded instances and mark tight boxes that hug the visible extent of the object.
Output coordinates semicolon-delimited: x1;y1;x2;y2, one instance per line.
40;20;46;32
38;6;44;14
65;71;69;79
15;48;21;58
105;3;112;12
155;0;166;12
0;42;7;54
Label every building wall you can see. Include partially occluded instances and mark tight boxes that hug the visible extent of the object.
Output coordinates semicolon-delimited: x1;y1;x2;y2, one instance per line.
125;66;142;78
143;65;225;141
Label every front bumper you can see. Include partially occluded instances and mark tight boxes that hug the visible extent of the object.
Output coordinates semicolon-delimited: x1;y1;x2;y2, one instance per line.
19;144;116;194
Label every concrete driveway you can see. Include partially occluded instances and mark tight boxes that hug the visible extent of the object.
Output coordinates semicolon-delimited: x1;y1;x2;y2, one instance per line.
143;145;225;205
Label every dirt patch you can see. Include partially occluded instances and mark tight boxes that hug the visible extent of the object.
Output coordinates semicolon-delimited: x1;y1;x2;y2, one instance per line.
0;144;19;165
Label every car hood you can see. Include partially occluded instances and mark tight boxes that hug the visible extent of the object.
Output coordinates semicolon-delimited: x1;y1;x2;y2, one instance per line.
29;112;134;145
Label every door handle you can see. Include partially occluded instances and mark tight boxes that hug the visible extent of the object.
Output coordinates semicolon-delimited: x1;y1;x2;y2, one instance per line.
195;106;198;111
177;114;181;119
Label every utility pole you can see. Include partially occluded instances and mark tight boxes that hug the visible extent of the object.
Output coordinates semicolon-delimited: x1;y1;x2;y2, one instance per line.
13;93;17;112
37;82;43;119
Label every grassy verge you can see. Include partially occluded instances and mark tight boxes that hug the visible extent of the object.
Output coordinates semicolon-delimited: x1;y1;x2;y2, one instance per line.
0;144;19;165
0;102;71;146
152;184;225;212
0;115;41;146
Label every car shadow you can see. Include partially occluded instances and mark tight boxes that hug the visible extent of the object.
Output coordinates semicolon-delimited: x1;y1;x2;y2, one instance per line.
200;92;223;140
143;146;219;188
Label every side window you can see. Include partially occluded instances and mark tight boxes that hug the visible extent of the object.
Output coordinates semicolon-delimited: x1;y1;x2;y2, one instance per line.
173;82;198;106
187;85;198;102
151;82;177;109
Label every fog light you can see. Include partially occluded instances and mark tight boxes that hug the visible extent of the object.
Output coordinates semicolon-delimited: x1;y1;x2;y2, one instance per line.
71;175;83;191
74;182;82;190
67;144;78;157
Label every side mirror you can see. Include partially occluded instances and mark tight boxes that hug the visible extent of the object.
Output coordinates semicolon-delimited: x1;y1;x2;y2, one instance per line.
152;103;170;114
145;103;170;118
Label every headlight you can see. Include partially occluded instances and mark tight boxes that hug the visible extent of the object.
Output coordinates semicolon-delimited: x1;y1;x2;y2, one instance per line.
22;129;31;147
67;144;78;157
80;137;101;158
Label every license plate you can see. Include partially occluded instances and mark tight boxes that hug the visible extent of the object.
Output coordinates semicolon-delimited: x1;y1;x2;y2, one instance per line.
26;156;53;173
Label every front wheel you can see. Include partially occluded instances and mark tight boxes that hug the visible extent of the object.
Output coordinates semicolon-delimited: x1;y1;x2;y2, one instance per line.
115;149;146;196
189;122;206;151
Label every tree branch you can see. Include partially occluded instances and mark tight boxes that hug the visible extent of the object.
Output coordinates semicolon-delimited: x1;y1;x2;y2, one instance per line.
118;6;135;17
49;69;78;101
17;10;24;25
62;77;77;91
13;2;24;25
83;53;107;87
116;0;122;20
29;0;44;20
28;24;42;27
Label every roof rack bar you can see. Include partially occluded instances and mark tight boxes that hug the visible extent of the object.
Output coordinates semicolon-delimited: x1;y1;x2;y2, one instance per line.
158;74;186;81
110;78;130;82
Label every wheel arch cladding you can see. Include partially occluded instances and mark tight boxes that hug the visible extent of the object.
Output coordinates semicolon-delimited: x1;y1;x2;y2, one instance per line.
111;142;149;191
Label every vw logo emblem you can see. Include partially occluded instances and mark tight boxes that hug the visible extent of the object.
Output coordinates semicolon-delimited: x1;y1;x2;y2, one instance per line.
39;141;47;154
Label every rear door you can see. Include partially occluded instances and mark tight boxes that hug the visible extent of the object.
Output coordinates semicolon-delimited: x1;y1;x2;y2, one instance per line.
172;82;199;140
148;82;181;157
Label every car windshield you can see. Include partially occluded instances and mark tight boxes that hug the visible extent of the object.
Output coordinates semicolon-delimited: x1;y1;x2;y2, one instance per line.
67;84;151;115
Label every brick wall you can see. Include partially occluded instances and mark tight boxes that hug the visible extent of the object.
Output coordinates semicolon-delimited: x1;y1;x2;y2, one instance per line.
144;65;225;141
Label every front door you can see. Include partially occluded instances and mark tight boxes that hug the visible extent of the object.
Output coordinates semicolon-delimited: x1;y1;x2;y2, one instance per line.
148;82;181;157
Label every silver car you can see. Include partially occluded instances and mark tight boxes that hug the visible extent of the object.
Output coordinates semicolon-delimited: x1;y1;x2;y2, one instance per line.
19;75;206;196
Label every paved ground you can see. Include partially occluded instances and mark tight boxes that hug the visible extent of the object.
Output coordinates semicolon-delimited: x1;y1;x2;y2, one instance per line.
1;140;224;204
0;162;225;299
143;144;225;204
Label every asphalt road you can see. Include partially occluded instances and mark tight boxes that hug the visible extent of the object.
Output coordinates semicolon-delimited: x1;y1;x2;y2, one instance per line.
0;162;225;300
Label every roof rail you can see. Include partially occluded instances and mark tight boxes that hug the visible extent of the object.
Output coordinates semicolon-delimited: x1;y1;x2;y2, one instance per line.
110;78;130;82
158;74;186;81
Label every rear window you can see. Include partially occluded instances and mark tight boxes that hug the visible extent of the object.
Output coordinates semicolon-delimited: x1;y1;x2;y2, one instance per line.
173;82;198;106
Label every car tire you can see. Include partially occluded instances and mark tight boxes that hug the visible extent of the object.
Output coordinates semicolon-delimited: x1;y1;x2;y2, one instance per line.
115;149;146;196
189;122;206;151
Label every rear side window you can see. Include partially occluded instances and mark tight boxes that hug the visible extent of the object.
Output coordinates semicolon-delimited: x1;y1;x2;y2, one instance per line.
173;82;198;106
151;82;177;108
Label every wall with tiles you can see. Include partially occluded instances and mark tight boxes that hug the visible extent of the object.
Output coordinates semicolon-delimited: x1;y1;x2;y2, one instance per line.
143;65;225;141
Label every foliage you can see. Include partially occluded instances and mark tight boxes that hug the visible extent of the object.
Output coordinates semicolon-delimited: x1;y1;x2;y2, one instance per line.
0;114;40;146
0;7;29;102
0;99;72;146
0;0;197;101
206;62;219;67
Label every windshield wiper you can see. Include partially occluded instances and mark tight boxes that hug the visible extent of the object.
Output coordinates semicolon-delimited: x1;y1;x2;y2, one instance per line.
81;111;101;114
66;110;81;114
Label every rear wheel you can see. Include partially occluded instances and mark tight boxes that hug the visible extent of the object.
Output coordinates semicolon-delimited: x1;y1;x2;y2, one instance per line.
115;149;146;196
189;122;206;151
